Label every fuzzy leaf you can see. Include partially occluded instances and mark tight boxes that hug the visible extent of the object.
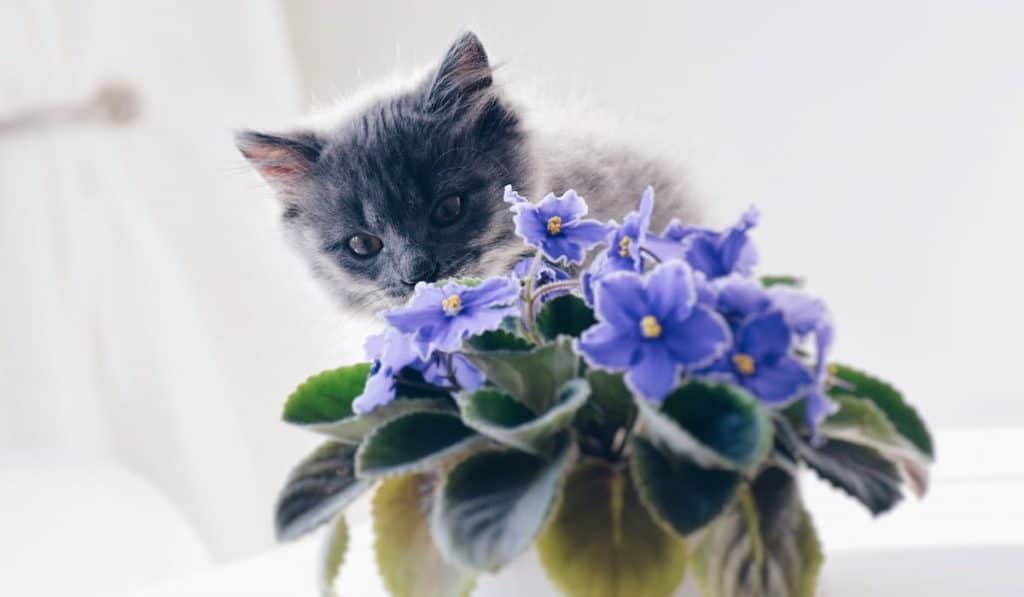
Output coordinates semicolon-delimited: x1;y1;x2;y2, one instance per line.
830;363;934;458
636;381;773;472
575;371;637;457
629;437;740;536
536;294;597;340
283;363;371;426
459;379;589;454
466;329;533;352
432;436;574;571
356;411;481;478
308;397;457;445
373;474;476;597
536;460;688;597
320;515;349;597
463;337;578;412
692;467;823;597
275;442;372;541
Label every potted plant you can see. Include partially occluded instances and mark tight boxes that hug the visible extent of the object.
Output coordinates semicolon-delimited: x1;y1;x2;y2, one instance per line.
275;186;933;597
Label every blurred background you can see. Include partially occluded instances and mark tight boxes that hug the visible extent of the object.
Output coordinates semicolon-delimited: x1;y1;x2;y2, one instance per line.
2;1;1021;595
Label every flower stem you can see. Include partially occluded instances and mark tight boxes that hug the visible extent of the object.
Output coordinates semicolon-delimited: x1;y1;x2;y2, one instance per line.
526;279;582;320
521;251;545;344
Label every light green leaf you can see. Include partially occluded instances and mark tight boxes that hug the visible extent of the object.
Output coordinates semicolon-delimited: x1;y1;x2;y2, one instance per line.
692;467;823;597
373;474;476;597
829;363;934;458
356;411;482;479
759;275;804;288
275;442;372;541
536;294;597;340
432;436;574;571
636;381;773;472
463;337;578;412
283;363;371;426
536;460;688;597
629;437;740;536
320;515;349;597
458;379;589;454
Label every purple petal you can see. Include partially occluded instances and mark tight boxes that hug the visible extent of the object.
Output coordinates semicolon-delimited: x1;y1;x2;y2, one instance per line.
662;305;731;368
743;355;813;404
504;185;528;205
684;233;725;278
568;219;612;245
555;189;589;219
592;270;649;328
462;276;520;309
625;344;681;402
716;276;771;321
578;323;637;369
451;354;485;391
769;287;826;335
353;368;397;414
645;261;696;323
737;312;792;361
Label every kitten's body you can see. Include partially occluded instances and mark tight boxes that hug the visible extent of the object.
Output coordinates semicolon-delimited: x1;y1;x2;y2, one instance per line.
237;33;698;313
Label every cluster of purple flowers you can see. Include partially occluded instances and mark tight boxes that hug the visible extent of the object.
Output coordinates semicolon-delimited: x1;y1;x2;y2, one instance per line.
353;185;837;435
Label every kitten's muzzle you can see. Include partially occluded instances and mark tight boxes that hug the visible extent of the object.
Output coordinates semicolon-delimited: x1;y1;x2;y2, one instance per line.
399;258;439;287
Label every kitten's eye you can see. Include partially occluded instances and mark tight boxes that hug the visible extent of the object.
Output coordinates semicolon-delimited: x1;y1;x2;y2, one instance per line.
430;195;462;226
347;233;383;257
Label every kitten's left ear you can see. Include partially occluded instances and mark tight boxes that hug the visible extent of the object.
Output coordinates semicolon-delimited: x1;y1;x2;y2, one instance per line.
425;31;494;111
235;130;322;199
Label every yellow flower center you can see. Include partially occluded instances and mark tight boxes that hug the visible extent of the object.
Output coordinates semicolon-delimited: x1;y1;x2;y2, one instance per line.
441;294;462;316
547;215;563;235
732;353;756;376
640;315;662;339
619;236;632;258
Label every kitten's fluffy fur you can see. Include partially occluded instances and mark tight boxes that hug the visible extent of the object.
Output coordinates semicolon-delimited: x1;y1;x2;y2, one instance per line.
237;32;698;312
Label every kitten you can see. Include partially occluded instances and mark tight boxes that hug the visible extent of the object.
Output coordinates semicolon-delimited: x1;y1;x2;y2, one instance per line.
236;32;697;313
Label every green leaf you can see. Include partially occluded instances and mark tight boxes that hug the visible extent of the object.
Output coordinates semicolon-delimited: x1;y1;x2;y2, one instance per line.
536;460;688;597
283;363;371;425
820;394;930;497
466;329;533;352
692;467;823;597
759;275;804;288
830;363;934;458
373;474;476;597
275;442;372;541
774;418;903;515
356;411;482;479
574;371;637;457
629;437;740;536
458;380;589;454
309;397;458;445
320;515;349;597
536;294;597;340
636;381;773;472
463;337;579;413
432;436;575;571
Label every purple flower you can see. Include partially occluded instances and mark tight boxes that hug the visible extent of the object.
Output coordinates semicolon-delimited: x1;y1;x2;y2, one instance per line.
648;207;760;279
577;261;731;402
701;311;812;404
384;276;520;358
354;330;484;414
604;187;654;273
509;188;610;265
805;321;838;443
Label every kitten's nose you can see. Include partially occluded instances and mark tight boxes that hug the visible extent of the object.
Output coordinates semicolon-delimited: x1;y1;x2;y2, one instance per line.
400;258;439;286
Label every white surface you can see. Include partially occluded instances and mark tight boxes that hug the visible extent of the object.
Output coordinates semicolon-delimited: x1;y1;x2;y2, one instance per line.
125;428;1024;596
0;452;212;597
283;0;1024;428
0;0;370;560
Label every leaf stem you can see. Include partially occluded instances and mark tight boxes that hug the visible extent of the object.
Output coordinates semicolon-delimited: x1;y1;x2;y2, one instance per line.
521;250;545;344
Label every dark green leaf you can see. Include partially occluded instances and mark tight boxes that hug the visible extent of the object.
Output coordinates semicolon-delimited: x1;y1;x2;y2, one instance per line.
637;381;773;472
463;337;578;412
759;275;804;288
692;467;823;597
775;418;903;515
459;380;589;454
275;442;372;541
830;363;934;458
320;515;349;597
574;371;637;456
466;329;533;352
536;460;688;597
432;436;574;571
306;397;457;445
356;411;481;478
629;436;740;536
536;294;597;340
283;363;371;425
373;474;476;597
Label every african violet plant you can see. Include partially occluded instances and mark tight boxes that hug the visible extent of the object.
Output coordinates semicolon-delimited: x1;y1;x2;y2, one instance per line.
276;186;934;597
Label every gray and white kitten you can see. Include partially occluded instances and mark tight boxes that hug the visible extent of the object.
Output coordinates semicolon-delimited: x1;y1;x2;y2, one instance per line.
237;32;697;312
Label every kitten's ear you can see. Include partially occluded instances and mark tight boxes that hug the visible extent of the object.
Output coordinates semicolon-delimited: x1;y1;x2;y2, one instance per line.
235;130;322;196
425;31;493;111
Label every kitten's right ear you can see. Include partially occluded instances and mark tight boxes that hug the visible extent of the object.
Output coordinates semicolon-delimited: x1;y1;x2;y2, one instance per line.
235;130;322;197
425;31;494;112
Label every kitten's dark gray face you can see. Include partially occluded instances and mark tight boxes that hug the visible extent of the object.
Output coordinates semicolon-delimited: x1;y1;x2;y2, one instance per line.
237;33;530;311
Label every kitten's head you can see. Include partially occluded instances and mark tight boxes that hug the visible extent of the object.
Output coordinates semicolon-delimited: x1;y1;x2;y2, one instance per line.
237;32;530;312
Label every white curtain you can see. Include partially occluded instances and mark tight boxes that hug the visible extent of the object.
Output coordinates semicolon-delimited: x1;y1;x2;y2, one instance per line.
0;0;372;559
